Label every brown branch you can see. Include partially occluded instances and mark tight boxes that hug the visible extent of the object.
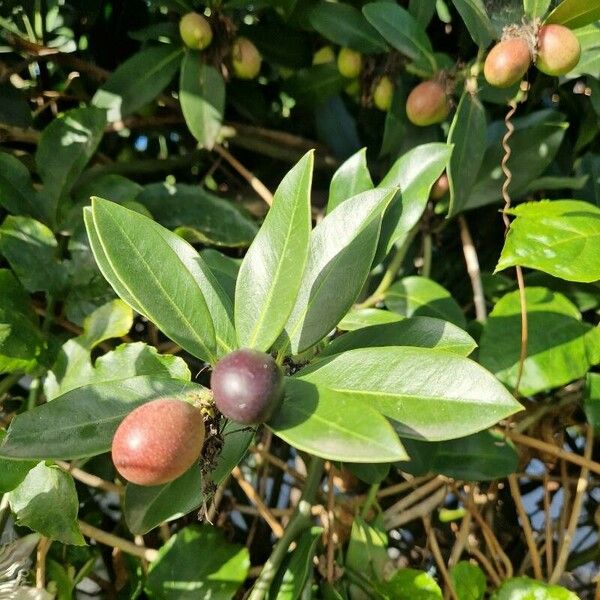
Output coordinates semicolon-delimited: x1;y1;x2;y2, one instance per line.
78;521;158;562
56;461;123;495
423;516;459;600
458;215;486;322
35;537;51;590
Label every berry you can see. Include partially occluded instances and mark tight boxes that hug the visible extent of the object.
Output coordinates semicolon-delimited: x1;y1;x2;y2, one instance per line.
536;25;580;76
337;48;362;79
430;172;449;200
211;349;284;425
313;46;335;65
484;38;531;88
373;76;394;111
231;37;262;80
111;398;205;486
405;80;450;126
179;12;213;50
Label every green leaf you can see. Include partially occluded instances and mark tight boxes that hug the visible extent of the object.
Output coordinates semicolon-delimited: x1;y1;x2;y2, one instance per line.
138;182;257;248
85;198;222;363
346;516;388;582
327;148;374;213
0;430;36;493
496;200;600;283
545;0;600;29
93;46;182;121
269;378;408;462
8;463;84;545
297;347;522;441
201;249;240;301
450;0;494;47
179;56;225;149
584;373;600;434
35;107;106;222
0;376;203;460
363;2;437;75
523;0;551;19
377;568;442;600
447;93;487;217
378;143;452;256
309;2;387;54
491;577;578;600
146;525;250;600
0;153;44;221
409;0;438;28
0;216;69;295
450;562;487;600
337;308;403;331
322;317;477;358
479;287;600;395
124;421;253;534
283;65;346;107
235;152;313;351
465;110;568;210
279;188;397;354
0;269;44;374
385;276;466;329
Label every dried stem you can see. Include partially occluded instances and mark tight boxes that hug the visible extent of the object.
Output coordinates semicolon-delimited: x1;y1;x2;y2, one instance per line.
56;461;123;495
78;521;158;562
423;516;459;600
35;537;51;589
458;215;486;322
326;465;336;583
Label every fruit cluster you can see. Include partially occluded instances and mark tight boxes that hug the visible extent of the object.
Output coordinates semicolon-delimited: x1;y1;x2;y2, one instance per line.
111;349;284;486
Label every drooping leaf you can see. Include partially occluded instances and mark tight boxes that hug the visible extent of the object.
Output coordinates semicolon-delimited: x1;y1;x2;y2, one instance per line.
297;347;522;441
327;148;374;213
179;55;225;149
0;154;43;221
235;152;313;351
545;0;600;29
496;200;600;283
269;378;408;462
93;46;182;121
450;0;495;47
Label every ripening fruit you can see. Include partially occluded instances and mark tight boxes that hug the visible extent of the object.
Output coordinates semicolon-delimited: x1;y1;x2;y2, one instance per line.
179;12;213;50
430;172;449;200
313;46;335;65
373;76;394;111
112;398;205;486
484;38;531;88
337;47;362;79
211;349;284;424
231;37;262;79
536;24;581;76
405;80;450;126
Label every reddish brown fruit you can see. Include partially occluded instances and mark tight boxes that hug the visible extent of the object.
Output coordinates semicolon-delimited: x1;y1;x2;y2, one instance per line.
405;80;450;126
231;37;262;80
430;172;449;200
536;24;580;76
484;38;531;88
111;398;205;486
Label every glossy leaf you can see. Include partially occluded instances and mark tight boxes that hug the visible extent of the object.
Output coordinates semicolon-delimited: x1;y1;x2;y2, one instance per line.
179;55;225;149
450;0;494;47
85;198;221;362
327;148;374;213
0;376;202;460
378;569;442;600
491;577;578;600
298;347;522;441
146;525;249;600
385;276;466;329
346;516;388;582
0;430;36;493
235;152;313;351
138;182;257;248
584;373;600;434
8;463;84;545
309;2;387;54
0;154;43;221
337;308;403;331
409;0;437;28
322;317;477;358
378;143;452;256
496;200;600;283
479;287;600;395
279;187;397;354
523;0;551;18
447;93;487;217
269;378;408;462
93;46;182;121
545;0;600;29
363;3;437;74
450;562;487;600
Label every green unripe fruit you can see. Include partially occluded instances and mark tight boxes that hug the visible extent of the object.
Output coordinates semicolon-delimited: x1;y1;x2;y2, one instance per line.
536;24;580;76
111;398;205;486
430;172;449;200
484;38;531;88
405;80;450;126
231;37;262;80
344;79;360;97
313;46;335;65
337;47;362;79
373;76;394;111
179;12;212;50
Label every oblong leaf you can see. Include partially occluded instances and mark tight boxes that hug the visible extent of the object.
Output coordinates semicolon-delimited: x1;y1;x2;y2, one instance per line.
297;347;522;441
235;152;313;351
545;0;600;29
450;0;494;47
327;148;374;213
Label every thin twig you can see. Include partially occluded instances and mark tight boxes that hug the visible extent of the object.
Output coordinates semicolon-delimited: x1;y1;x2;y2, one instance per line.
376;475;435;499
384;485;448;529
56;461;123;495
384;476;446;518
251;445;305;483
543;471;554;578
326;465;336;583
78;521;158;562
468;546;503;587
448;512;471;567
458;215;486;322
423;516;459;600
35;537;51;589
